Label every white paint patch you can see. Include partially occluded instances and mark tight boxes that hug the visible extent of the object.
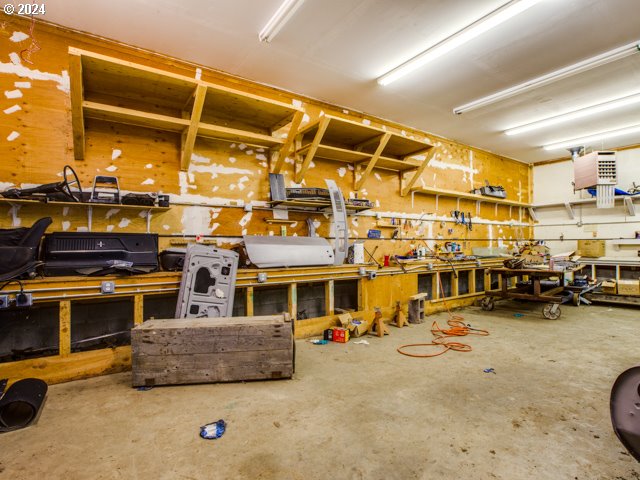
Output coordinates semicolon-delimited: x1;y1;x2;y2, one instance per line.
245;150;253;156
76;227;89;232
362;119;371;126
211;186;219;192
191;154;210;164
118;218;131;228
361;189;368;197
319;110;325;116
241;229;247;235
14;81;30;89
0;182;15;190
302;113;310;123
10;32;29;43
488;224;493;248
247;191;254;198
138;210;148;218
255;154;266;161
7;131;19;141
189;160;253;179
401;130;406;136
375;200;380;207
5;89;22;99
4;104;20;114
313;220;321;230
229;143;237;149
229;184;236;191
351;217;359;227
292;99;302;108
111;149;122;160
337;167;347;178
195;68;202;80
1;55;70;92
269;231;274;236
180;206;214;234
105;165;117;172
106;225;115;232
141;178;155;185
425;154;479;177
374;173;382;181
469;150;475;187
259;161;268;168
62;207;69;217
228;156;237;163
62;221;70;231
163;224;170;230
238;143;247;150
211;223;220;232
347;164;354;171
239;211;253;227
236;176;249;191
145;163;153;169
342;109;349;114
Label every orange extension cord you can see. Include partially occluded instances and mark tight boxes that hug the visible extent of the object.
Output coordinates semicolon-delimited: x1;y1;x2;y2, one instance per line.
397;274;489;358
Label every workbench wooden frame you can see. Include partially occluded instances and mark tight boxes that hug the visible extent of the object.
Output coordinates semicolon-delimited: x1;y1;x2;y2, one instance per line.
0;259;503;385
69;48;303;171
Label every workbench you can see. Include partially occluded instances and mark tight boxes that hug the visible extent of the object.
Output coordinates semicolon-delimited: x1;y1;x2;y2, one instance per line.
481;266;583;319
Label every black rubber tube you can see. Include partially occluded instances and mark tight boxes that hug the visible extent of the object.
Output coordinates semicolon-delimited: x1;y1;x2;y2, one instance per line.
0;378;48;432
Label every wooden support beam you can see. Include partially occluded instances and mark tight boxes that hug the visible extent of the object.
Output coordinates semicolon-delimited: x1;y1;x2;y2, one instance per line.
295;116;330;184
325;280;334;316
180;84;207;171
134;294;144;325
288;283;297;321
272;110;304;174
400;147;436;197
246;286;254;316
355;133;386;151
402;146;433;160
69;52;85;160
59;300;71;356
354;132;391;190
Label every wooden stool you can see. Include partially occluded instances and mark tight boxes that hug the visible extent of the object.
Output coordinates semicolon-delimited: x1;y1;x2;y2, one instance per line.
369;307;389;337
393;301;409;328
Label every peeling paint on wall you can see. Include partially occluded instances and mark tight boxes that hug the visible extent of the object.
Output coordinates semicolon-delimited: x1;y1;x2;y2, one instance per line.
105;165;117;172
6;131;19;141
14;81;30;88
118;218;131;228
62;221;70;231
337;167;346;178
3;104;20;114
141;178;154;185
10;31;29;43
0;54;70;93
111;149;122;160
4;89;22;98
105;209;120;219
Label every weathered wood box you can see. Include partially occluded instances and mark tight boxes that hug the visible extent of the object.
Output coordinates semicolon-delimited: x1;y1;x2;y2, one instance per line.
131;314;294;387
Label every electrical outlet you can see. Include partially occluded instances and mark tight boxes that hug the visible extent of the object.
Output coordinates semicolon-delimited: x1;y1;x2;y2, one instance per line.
0;295;8;309
15;292;32;307
101;281;115;294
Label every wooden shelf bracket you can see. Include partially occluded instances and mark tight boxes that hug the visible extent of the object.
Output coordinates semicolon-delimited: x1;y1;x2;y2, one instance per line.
180;84;207;171
272;110;304;174
400;147;436;197
354;132;391;191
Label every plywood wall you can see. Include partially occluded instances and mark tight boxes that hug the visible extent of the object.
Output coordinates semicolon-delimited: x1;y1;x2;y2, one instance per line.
0;16;532;262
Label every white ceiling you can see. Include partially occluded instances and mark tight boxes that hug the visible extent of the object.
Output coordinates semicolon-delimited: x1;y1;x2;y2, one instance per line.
41;0;640;163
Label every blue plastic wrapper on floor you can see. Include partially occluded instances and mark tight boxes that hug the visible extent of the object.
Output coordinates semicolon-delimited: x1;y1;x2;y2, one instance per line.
200;419;226;440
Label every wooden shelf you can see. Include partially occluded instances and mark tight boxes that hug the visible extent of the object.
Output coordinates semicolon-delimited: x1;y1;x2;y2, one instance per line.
533;195;639;219
409;186;531;208
69;48;302;170
293;114;433;189
268;198;371;212
0;197;169;233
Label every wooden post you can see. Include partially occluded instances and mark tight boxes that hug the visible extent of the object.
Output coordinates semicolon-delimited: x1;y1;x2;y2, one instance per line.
59;301;71;356
134;294;144;325
325;280;334;316
246;286;254;316
288;283;297;321
469;269;477;294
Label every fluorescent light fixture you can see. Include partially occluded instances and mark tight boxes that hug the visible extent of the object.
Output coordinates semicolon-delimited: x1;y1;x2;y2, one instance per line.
542;124;640;150
505;92;640;136
454;40;640;114
377;0;542;86
258;0;305;43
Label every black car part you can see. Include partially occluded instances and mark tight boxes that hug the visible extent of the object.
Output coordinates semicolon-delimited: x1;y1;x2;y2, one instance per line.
43;232;159;276
0;378;48;432
0;217;52;282
2;165;83;203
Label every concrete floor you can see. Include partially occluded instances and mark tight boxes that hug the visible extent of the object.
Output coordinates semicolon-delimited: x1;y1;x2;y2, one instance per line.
1;301;640;479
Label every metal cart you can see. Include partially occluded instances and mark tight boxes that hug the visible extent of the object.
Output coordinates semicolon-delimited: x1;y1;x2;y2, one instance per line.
481;267;585;319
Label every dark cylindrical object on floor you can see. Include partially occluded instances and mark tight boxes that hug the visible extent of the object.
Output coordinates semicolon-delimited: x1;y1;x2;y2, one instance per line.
611;366;640;461
0;378;48;432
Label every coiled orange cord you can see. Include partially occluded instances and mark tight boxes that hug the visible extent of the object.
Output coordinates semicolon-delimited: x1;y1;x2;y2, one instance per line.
397;273;489;357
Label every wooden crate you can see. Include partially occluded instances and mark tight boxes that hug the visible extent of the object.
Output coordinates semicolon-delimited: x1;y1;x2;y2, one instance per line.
131;314;294;387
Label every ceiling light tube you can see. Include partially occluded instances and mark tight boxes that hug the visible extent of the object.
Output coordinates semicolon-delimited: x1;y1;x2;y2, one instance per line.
542;124;640;150
258;0;305;43
377;0;542;86
454;40;640;114
505;92;640;136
